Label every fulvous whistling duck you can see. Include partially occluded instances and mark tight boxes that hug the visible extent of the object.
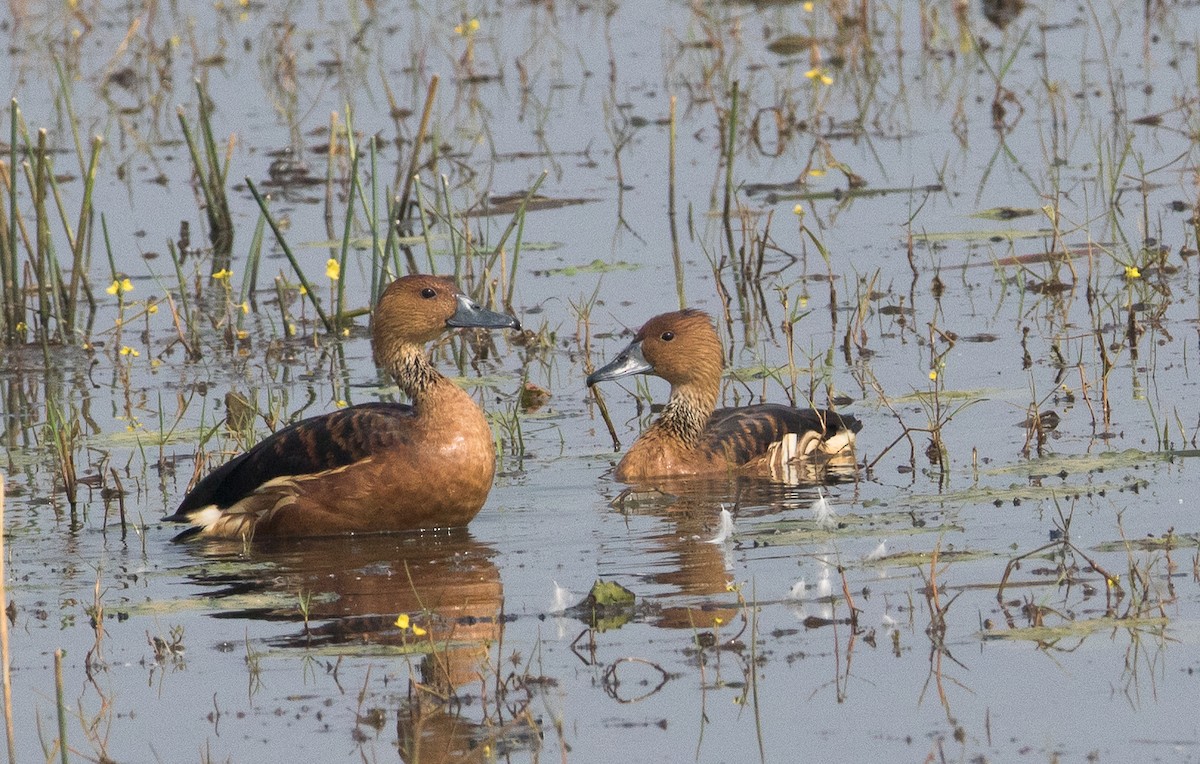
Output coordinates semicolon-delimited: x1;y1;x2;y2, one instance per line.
166;275;520;540
587;309;861;483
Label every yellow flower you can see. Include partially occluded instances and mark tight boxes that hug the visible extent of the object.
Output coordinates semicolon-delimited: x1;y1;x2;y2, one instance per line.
803;1;814;10
1124;265;1140;280
120;278;133;293
298;286;307;296
147;302;158;314
240;301;250;314
805;67;833;86
808;168;825;177
713;616;724;626
335;399;348;408
106;280;120;295
455;18;480;35
792;203;804;216
325;259;340;281
236;329;250;340
395;612;427;635
929;370;938;381
119;346;140;357
211;268;233;281
15;321;26;332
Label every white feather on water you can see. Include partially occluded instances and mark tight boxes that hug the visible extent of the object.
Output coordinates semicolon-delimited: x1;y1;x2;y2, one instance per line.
816;563;832;599
550;580;573;614
865;539;888;561
811;488;837;529
707;508;737;544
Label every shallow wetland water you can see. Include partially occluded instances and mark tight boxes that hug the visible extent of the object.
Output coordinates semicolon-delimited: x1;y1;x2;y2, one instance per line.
3;1;1200;761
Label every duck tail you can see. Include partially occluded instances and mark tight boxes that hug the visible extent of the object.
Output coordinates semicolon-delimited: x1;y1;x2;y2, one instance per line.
167;505;255;542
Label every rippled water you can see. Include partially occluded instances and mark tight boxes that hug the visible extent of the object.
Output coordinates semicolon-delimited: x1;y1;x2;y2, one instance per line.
3;1;1200;761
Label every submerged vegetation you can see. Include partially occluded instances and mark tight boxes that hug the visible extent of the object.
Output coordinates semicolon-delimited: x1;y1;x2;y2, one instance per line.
1;0;1199;760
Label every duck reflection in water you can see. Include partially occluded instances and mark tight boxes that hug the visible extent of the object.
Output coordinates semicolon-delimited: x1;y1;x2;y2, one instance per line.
606;477;853;632
179;533;540;761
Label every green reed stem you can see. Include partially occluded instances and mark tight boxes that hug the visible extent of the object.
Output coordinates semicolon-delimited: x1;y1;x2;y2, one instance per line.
484;170;547;276
54;648;67;764
668;95;686;310
335;107;360;326
5;105;14;336
0;478;15;764
324;110;339;245
52;57;86;179
504;203;527;310
246;178;334;334
31;129;58;344
368;138;381;301
0;177;9;343
166;240;200;359
64;136;101;331
177;109;215;238
346;136;393;291
195;80;233;263
100;214;118;284
439;175;460;278
46;395;78;509
178;81;233;266
722;80;739;263
413;177;436;274
379;195;402;299
237;212;267;334
398;75;439;220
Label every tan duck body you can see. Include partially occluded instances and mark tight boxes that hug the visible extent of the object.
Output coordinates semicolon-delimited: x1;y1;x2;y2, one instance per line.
167;275;519;540
587;309;860;483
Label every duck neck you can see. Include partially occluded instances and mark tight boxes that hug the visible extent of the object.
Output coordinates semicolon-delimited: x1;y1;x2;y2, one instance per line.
387;344;445;403
654;381;717;446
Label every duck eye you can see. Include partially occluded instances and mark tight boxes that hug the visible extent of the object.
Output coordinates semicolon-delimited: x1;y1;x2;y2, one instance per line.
420;287;437;299
660;331;675;341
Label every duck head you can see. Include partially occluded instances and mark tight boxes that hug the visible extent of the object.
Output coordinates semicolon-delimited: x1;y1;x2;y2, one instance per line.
373;275;520;360
587;309;723;388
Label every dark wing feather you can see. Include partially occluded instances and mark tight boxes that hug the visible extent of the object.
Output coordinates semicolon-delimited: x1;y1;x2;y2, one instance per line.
167;402;417;519
701;405;860;464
